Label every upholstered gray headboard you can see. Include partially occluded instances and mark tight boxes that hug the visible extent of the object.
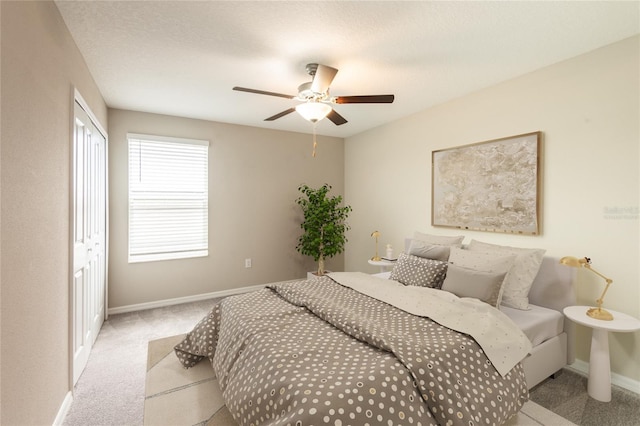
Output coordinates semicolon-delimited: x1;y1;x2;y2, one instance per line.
528;256;576;364
528;256;576;312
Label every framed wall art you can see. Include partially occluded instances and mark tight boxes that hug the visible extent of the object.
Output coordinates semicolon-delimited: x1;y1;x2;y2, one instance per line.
432;132;542;235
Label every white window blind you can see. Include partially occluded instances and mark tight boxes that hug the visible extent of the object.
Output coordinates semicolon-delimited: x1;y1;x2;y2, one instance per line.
128;133;208;263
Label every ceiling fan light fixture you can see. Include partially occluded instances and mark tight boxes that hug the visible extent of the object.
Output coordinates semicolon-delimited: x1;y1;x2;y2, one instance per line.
295;102;332;123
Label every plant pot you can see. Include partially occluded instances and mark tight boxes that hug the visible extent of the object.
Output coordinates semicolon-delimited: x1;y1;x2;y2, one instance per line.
307;271;332;280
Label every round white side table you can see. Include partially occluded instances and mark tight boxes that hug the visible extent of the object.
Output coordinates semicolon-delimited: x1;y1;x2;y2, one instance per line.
368;259;396;273
563;305;640;402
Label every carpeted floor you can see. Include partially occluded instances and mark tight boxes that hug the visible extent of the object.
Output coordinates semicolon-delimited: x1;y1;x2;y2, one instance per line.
63;299;219;425
529;369;640;426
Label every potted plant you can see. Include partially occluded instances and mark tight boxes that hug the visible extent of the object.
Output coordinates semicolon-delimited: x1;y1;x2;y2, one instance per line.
295;184;352;276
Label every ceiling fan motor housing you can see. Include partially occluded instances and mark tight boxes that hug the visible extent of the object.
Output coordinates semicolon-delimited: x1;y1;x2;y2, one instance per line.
305;63;319;76
297;81;327;101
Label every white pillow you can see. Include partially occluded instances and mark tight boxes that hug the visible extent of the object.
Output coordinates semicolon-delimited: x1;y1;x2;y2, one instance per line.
448;247;515;273
467;240;546;310
412;231;464;247
447;247;516;306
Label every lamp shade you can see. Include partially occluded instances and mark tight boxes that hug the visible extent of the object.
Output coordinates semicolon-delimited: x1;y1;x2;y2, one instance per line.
559;256;587;267
295;102;332;123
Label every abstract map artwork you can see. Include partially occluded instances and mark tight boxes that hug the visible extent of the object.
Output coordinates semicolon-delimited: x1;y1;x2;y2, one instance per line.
432;132;541;234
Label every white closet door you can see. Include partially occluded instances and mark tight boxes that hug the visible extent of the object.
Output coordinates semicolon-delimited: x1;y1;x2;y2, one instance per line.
72;100;107;385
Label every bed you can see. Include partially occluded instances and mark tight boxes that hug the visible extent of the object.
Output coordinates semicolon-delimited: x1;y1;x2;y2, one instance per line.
174;236;575;426
374;255;576;390
511;256;576;388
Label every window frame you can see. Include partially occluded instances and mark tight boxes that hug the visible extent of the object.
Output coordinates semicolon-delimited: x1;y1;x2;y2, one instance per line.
127;133;209;263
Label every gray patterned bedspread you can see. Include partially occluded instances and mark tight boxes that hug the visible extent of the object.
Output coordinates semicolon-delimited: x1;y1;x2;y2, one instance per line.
175;276;529;426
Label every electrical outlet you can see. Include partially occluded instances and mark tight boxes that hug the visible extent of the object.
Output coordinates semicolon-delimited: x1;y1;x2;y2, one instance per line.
245;258;252;268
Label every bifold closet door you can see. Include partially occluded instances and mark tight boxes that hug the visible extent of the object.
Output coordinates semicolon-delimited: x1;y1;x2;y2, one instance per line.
72;100;107;385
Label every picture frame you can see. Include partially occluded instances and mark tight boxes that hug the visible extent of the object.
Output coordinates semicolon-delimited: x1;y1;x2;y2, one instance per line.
431;132;542;235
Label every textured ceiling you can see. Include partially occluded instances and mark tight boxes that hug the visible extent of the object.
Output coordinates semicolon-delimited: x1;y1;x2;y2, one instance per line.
55;1;639;138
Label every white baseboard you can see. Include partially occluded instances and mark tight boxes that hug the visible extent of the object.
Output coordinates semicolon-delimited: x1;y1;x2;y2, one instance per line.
568;359;640;396
53;391;73;426
107;284;267;315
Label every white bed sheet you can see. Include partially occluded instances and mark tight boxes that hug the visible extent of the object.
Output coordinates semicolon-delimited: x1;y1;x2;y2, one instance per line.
500;304;564;347
373;271;564;347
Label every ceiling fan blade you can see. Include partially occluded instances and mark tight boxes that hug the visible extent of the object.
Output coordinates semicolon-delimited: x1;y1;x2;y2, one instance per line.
311;64;338;94
326;109;348;126
334;95;395;104
265;108;296;121
233;86;295;99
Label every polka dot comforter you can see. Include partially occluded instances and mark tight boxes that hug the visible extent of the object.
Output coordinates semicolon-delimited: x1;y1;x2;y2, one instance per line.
175;276;528;426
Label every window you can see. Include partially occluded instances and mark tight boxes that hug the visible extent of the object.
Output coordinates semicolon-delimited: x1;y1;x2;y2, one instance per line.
128;133;208;263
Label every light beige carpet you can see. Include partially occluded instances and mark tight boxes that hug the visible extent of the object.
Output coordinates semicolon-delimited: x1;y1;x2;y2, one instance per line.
145;335;576;426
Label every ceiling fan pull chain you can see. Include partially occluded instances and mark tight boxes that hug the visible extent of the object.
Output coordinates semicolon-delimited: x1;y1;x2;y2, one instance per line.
312;122;318;157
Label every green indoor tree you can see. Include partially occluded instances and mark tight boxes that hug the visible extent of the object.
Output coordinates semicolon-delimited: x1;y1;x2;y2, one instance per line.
295;184;352;276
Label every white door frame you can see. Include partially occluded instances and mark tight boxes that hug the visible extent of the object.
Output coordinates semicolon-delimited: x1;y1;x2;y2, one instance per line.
69;88;109;388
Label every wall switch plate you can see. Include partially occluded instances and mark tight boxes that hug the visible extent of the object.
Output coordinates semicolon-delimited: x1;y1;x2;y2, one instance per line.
245;258;252;268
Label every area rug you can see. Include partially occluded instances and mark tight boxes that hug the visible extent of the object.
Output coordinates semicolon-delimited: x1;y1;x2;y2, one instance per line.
145;335;575;426
144;334;235;425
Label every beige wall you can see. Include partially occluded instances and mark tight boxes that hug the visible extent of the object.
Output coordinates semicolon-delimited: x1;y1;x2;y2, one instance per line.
1;1;108;424
108;109;344;308
345;36;640;385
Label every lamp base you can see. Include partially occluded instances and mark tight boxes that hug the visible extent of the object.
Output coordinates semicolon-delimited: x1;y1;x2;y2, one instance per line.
371;256;381;261
587;307;614;321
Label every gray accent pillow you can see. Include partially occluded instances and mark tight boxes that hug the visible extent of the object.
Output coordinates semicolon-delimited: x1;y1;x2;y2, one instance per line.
447;247;515;306
413;231;464;247
390;253;448;288
407;239;451;261
441;264;507;307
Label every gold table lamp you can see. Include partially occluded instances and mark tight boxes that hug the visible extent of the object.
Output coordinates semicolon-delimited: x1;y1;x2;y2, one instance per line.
560;256;614;321
370;231;381;261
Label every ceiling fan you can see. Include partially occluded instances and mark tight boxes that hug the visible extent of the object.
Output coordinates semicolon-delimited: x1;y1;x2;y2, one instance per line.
233;63;395;126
